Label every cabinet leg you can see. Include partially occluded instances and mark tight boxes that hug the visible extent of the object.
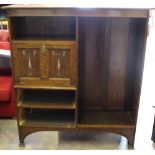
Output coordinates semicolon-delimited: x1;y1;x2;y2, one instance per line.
19;136;25;147
18;129;26;147
127;134;135;146
19;142;25;147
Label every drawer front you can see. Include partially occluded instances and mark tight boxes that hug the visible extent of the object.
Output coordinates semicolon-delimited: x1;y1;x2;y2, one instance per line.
12;41;76;87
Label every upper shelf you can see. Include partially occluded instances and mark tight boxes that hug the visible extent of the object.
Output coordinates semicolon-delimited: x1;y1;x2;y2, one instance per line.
2;3;153;18
10;16;76;40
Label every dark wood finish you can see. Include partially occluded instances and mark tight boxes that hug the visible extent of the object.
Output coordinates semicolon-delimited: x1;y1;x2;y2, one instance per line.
125;18;149;123
4;5;149;147
10;17;76;40
78;111;134;127
78;17;147;111
75;17;79;125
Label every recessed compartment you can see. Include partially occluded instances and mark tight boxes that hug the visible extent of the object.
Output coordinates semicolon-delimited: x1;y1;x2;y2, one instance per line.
78;110;134;128
18;89;76;109
10;17;76;40
19;108;75;127
78;17;147;125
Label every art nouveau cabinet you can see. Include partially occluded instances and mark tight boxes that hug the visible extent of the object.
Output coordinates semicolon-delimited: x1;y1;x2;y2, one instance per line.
3;4;150;146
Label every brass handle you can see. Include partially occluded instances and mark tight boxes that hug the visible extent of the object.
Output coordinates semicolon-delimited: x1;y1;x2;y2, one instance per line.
41;44;46;54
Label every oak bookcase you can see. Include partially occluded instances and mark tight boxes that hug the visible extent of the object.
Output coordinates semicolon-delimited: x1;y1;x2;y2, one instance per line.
3;4;150;146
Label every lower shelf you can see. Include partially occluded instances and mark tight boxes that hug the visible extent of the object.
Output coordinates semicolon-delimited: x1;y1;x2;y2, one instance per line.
78;111;134;128
18;110;136;146
19;109;134;129
19;109;75;128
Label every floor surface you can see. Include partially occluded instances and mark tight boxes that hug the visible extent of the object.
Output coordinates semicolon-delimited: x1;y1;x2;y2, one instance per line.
0;119;134;150
0;118;155;150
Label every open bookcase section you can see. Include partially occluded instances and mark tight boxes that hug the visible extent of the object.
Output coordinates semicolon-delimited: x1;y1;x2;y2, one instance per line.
78;17;147;114
19;108;75;127
10;17;76;40
18;89;76;109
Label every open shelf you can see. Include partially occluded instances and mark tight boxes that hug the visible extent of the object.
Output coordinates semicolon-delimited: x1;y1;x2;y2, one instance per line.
19;109;75;128
10;16;76;40
18;89;76;109
78;111;134;128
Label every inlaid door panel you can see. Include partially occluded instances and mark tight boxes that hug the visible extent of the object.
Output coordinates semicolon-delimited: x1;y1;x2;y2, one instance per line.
46;41;76;86
49;49;70;78
12;42;41;84
12;41;76;87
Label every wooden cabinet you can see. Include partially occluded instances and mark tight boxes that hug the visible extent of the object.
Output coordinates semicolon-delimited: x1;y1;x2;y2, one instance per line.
3;4;150;147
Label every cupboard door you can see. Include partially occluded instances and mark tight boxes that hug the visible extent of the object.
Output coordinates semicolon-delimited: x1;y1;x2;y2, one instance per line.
12;41;76;87
46;41;76;86
12;42;41;84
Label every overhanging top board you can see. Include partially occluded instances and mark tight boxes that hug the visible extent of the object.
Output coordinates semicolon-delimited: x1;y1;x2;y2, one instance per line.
2;3;153;18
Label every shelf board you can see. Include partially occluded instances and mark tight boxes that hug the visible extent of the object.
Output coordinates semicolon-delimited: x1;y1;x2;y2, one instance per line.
19;109;75;128
78;111;134;128
20;119;75;128
18;101;76;109
11;35;76;41
14;85;77;91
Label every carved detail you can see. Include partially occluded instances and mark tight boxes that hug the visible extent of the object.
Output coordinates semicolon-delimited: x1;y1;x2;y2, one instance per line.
22;50;26;55
15;48;40;79
57;58;61;76
33;50;36;55
48;48;70;78
62;51;66;57
28;58;32;76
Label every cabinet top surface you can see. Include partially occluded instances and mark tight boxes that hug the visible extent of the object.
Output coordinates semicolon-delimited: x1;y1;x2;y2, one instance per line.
2;2;155;10
2;2;154;18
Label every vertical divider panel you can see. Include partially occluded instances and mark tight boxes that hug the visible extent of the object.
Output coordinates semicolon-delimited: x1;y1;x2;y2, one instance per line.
39;44;49;79
78;17;85;112
75;17;79;126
